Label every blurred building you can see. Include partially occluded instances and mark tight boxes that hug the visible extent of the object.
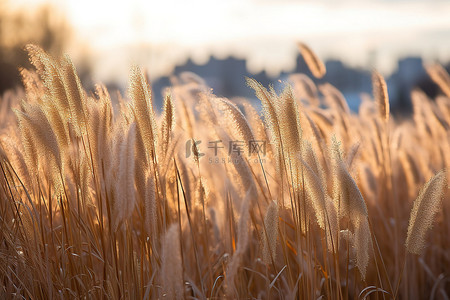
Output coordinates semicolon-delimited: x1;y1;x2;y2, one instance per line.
152;56;271;108
152;53;448;114
387;57;427;113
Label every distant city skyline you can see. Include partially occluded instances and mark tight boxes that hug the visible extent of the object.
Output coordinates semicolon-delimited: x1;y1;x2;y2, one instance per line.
150;53;443;114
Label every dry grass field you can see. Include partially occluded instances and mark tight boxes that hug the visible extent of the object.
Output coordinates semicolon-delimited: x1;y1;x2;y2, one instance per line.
0;44;449;299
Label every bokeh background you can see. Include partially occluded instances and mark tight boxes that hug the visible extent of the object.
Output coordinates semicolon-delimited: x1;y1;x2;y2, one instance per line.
2;0;450;113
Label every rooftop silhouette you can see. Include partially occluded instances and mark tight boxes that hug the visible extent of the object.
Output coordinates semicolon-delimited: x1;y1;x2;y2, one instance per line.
151;54;449;114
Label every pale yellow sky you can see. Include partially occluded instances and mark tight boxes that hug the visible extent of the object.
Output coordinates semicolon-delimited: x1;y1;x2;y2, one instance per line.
8;0;450;85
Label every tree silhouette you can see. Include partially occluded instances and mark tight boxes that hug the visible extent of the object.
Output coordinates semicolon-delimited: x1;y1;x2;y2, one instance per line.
0;0;71;93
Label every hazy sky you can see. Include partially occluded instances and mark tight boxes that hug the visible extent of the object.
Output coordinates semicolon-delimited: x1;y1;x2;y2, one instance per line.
11;0;450;85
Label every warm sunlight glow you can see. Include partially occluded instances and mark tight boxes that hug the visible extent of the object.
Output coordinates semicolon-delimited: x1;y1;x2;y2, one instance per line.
15;0;450;84
1;1;450;298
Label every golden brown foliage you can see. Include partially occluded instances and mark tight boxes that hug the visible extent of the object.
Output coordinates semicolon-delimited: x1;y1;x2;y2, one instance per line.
0;46;449;299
